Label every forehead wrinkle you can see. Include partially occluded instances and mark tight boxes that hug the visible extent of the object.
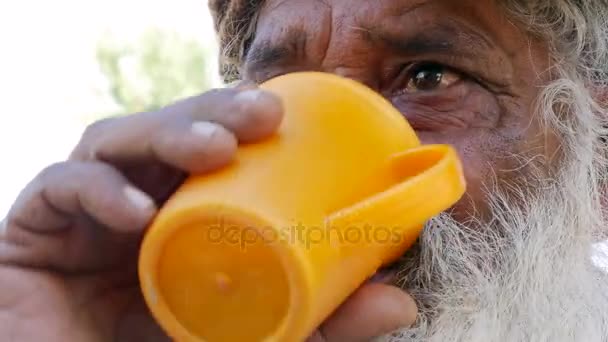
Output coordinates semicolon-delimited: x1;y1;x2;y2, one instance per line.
262;0;290;13
390;0;434;17
353;18;494;61
443;17;495;51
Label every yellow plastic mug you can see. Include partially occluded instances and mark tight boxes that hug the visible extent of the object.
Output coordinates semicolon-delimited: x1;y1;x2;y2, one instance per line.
139;72;466;342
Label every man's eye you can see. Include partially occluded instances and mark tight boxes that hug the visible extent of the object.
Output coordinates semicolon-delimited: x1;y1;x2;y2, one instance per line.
403;63;462;93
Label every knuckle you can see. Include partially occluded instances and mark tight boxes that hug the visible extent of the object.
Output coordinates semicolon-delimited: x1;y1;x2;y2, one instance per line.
36;161;72;182
3;162;72;227
80;117;116;143
187;88;234;118
37;161;117;184
71;117;118;159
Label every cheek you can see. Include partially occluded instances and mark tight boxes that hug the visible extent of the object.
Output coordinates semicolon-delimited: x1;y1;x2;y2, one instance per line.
392;83;521;216
418;127;525;217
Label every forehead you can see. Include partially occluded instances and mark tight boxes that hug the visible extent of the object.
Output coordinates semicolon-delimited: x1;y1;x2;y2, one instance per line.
251;1;521;60
246;0;521;78
254;0;505;39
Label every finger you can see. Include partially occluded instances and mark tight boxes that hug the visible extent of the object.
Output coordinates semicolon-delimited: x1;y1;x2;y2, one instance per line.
7;161;156;233
70;87;283;173
70;112;238;174
166;87;283;143
314;283;418;342
225;79;258;90
1;161;155;270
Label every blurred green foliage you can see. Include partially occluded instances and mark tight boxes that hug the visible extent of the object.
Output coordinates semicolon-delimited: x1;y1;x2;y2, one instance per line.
96;28;215;116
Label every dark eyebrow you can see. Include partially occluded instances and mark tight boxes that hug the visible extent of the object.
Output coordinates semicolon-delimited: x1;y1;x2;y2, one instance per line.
245;28;307;73
244;20;495;75
246;42;292;71
356;21;494;60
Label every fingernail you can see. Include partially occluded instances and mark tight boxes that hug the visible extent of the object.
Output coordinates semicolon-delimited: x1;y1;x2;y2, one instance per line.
123;186;155;212
191;121;221;139
234;89;264;103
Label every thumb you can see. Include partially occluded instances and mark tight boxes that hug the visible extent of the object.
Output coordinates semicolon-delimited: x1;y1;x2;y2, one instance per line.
308;283;418;342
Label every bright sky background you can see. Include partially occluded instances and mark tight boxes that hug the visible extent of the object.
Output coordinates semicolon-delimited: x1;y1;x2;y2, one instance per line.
0;0;219;216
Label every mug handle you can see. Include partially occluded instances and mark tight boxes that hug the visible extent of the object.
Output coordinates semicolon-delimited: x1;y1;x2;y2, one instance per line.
325;144;466;256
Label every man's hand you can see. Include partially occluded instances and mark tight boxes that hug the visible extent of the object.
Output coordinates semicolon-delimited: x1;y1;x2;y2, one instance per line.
0;85;417;341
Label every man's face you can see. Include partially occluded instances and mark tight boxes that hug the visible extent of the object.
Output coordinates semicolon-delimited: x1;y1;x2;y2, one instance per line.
225;2;608;339
242;0;559;219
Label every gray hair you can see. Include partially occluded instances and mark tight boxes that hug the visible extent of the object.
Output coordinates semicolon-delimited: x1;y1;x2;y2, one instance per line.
500;1;608;229
502;0;608;137
384;5;608;340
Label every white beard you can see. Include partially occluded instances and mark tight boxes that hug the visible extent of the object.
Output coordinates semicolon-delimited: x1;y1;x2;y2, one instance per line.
379;160;608;342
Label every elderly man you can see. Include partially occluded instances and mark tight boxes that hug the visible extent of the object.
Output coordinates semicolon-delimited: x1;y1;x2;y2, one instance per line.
1;0;607;341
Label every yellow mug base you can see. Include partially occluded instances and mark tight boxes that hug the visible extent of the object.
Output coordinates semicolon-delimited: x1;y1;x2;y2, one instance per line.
140;207;304;342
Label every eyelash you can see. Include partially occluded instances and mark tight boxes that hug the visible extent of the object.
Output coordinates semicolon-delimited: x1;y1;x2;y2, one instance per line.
395;62;465;90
